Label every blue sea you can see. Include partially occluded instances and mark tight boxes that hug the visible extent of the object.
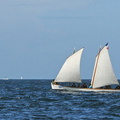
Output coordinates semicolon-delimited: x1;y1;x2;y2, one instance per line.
0;79;120;120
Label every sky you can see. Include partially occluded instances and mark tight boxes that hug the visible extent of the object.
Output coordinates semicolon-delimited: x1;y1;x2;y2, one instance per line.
0;0;120;79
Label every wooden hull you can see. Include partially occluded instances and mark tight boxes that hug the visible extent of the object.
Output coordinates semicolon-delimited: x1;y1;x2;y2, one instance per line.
51;82;120;92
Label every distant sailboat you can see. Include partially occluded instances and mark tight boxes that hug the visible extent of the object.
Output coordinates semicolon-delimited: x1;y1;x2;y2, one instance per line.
3;77;9;80
51;44;120;92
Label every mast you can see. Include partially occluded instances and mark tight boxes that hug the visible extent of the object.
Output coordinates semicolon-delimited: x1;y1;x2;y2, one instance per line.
91;49;101;87
73;47;76;54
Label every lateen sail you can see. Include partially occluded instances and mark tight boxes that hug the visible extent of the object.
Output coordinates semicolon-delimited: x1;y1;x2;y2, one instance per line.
55;48;84;83
91;44;119;88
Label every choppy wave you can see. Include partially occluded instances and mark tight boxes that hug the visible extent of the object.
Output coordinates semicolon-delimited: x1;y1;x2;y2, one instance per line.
0;79;120;120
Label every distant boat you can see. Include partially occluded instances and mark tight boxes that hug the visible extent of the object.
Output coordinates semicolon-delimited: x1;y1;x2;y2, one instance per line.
21;76;23;79
51;44;120;92
2;77;9;80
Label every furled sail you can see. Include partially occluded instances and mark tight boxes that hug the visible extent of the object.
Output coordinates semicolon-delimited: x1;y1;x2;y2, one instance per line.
91;44;119;88
55;48;84;83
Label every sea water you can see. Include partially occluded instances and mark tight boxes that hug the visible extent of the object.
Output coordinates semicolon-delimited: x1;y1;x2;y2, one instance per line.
0;79;120;120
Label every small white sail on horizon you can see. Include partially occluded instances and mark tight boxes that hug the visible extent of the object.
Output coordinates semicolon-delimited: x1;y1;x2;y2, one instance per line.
54;48;84;83
91;43;119;88
3;77;9;80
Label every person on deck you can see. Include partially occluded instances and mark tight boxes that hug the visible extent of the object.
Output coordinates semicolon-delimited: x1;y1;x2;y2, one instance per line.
71;83;76;87
81;83;87;88
77;84;81;88
115;85;120;89
52;79;58;85
108;85;111;89
105;85;111;89
89;84;92;88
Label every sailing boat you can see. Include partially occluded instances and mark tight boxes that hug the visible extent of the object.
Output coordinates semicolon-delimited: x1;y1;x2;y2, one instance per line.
2;77;9;80
51;44;120;92
51;48;84;90
88;43;120;92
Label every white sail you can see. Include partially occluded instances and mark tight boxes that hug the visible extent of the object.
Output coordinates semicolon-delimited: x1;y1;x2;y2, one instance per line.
91;44;119;88
55;48;84;83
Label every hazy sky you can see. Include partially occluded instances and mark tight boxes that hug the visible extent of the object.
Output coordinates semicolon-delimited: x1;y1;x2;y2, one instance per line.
0;0;120;79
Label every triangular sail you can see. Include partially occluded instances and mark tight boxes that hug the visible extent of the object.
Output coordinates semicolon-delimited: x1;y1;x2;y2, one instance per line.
55;48;84;83
91;44;119;88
